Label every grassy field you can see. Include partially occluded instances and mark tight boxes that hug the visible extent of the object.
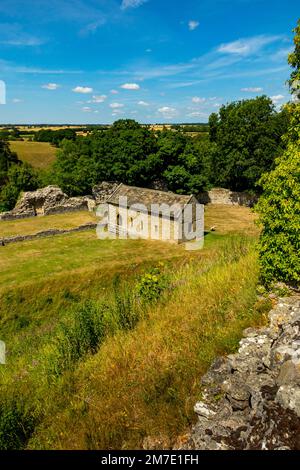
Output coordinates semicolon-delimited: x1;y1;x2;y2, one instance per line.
0;204;258;239
9;140;57;169
0;205;267;450
0;232;191;290
205;204;259;236
0;211;97;238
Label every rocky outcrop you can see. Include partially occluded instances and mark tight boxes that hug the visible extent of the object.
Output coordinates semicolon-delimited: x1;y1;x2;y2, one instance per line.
182;295;300;450
198;188;258;207
0;186;94;221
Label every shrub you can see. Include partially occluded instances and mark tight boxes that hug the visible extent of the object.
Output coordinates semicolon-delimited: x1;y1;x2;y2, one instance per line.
256;138;300;285
136;266;168;303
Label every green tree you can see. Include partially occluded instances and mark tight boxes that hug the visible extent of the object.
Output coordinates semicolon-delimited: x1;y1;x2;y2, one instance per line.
0;163;39;212
209;97;288;191
0;140;19;187
256;19;300;285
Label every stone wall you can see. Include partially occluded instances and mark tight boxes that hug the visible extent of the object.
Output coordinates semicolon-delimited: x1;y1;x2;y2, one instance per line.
92;181;120;204
198;188;258;207
180;294;300;450
0;182;120;221
0;222;97;246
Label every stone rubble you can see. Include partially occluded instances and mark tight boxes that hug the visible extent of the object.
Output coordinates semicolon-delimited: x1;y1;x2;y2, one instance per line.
182;295;300;450
0;182;121;221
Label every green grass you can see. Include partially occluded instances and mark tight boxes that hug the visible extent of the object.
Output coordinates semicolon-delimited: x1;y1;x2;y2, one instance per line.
0;211;97;239
0;211;97;238
0;231;191;290
9;141;57;169
0;206;266;450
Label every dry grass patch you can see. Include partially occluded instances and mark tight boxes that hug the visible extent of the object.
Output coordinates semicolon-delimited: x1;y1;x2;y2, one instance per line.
205;204;259;236
0;211;97;238
9;141;57;169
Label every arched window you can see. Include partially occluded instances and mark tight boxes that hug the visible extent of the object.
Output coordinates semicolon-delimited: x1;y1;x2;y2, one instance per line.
117;213;122;226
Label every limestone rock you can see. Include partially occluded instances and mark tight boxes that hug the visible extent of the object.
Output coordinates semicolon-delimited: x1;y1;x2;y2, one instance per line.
181;295;300;450
92;181;120;204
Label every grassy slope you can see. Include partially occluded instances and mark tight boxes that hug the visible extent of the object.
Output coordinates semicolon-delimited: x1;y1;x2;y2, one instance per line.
33;245;265;450
0;233;191;290
9;141;57;169
0;205;265;450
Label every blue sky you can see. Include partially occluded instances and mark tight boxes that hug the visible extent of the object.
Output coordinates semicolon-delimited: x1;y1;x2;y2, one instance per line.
0;0;298;124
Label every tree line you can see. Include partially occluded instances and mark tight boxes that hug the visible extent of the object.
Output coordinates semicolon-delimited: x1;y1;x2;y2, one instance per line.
0;95;289;211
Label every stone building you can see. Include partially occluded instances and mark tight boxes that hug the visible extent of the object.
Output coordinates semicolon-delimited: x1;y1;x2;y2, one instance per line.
99;183;204;245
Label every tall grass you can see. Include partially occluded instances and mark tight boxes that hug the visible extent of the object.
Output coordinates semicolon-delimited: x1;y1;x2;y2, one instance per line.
0;235;269;450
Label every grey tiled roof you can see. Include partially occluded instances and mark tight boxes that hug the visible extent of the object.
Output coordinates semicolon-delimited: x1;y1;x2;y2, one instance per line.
106;184;194;219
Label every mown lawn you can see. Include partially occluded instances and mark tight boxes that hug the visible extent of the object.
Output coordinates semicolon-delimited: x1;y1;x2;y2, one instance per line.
9;140;57;169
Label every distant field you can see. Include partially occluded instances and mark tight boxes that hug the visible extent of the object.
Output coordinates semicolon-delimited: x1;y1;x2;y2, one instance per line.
0;211;97;238
9;140;57;169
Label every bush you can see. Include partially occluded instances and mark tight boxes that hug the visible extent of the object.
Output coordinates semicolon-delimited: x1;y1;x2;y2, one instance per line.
256;141;300;285
136;266;168;302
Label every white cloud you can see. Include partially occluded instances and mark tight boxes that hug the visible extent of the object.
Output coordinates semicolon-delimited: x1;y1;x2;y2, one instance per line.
241;87;263;92
110;89;119;94
88;94;107;103
0;59;81;74
138;100;149;106
218;35;283;56
82;106;92;112
187;111;207;118
121;0;148;10
158;106;178;119
1;38;44;46
271;94;285;104
188;20;199;31
12;98;23;103
42;83;60;90
192;96;206;103
112;109;124;116
110;102;124;109
120;83;140;90
72;86;93;94
80;18;106;36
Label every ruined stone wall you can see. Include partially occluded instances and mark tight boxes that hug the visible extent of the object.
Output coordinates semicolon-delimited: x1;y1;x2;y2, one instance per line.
0;222;97;246
198;188;258;207
180;295;300;450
